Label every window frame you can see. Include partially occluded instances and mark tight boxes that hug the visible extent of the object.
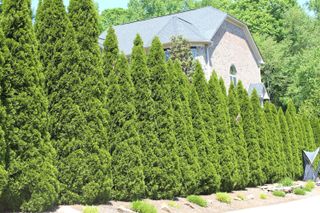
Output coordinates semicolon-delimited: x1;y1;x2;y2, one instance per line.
230;64;237;86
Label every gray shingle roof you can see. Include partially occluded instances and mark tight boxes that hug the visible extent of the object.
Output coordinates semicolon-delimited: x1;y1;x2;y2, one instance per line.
98;6;263;64
99;7;226;54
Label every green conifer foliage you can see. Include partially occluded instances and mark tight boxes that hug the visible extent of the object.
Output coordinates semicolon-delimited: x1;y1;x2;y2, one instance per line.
147;37;181;198
237;82;263;186
103;27;119;79
0;20;8;198
250;90;269;184
208;73;236;192
130;35;163;198
299;116;307;150
228;84;250;189
264;102;285;182
311;118;320;146
35;0;69;80
108;54;145;201
54;0;111;204
302;114;316;150
0;0;59;211
278;108;294;178
49;22;111;204
68;0;100;52
192;62;220;190
189;86;220;194
285;101;301;178
168;60;199;196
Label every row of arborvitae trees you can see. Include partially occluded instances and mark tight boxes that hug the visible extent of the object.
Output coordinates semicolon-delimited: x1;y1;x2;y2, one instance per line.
0;0;319;212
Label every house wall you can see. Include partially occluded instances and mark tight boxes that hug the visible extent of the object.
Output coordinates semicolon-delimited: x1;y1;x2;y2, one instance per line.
197;20;262;90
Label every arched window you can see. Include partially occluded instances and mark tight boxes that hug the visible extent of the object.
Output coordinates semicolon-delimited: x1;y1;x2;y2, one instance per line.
230;64;237;86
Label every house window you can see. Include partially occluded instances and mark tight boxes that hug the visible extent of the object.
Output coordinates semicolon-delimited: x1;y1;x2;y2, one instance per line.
230;64;237;86
164;48;171;60
191;46;199;58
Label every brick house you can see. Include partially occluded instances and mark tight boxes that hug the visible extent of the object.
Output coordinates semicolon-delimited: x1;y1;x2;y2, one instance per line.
99;6;269;101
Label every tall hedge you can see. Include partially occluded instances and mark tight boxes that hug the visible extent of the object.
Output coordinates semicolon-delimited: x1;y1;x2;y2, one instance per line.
208;73;237;192
130;35;162;198
0;17;8;199
189;85;220;194
278;108;294;178
285;101;301;178
49;19;111;204
108;54;145;201
59;0;111;204
192;62;220;190
237;82;263;186
169;61;199;196
250;90;269;183
302;114;316;150
0;0;59;211
264;102;285;182
311;118;320;146
228;84;250;189
147;37;181;198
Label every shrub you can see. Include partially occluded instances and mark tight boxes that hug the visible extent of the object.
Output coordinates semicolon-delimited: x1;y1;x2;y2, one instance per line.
272;191;286;197
236;193;246;201
168;201;180;208
83;206;98;213
294;188;306;195
132;201;157;213
187;195;208;207
304;181;315;192
280;177;293;186
216;193;231;204
259;193;267;199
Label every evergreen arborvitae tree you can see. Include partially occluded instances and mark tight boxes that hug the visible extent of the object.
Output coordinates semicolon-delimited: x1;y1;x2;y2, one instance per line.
55;0;111;204
228;84;250;189
278;108;294;178
250;90;269;184
264;102;285;182
311;118;320;146
208;73;237;192
168;60;199;196
237;82;263;186
103;27;119;79
0;19;8;198
34;0;69;82
189;85;220;194
192;62;220;190
285;101;301;179
302;114;316;150
298;116;307;150
107;54;145;201
130;35;164;198
49;21;111;204
0;0;59;211
147;37;181;198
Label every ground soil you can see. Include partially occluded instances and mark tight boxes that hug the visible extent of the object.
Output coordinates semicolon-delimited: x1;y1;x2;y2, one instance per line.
53;181;320;213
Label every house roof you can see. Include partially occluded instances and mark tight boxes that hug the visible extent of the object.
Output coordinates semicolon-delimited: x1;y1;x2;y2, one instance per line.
99;6;263;64
248;83;270;100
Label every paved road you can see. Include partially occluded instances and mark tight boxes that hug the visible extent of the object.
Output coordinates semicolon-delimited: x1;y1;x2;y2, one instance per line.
231;196;320;212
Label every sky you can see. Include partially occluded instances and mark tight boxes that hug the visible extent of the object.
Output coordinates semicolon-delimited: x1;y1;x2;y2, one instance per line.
31;0;310;12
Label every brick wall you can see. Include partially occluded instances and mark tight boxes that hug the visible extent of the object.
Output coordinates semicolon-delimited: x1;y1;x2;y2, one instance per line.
197;20;262;90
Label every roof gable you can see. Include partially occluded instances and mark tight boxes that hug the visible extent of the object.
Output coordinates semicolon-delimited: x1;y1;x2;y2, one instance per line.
99;6;263;64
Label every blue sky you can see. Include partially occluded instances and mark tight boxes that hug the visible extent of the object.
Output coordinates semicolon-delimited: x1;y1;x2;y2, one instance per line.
31;0;309;12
